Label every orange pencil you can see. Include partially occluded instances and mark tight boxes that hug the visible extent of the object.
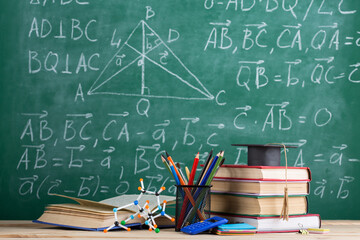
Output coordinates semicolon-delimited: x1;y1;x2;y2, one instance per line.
165;152;205;221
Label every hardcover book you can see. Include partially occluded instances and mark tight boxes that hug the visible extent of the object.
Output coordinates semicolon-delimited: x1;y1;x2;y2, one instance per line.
210;212;321;233
214;165;311;181
34;194;175;231
210;192;308;216
211;179;310;196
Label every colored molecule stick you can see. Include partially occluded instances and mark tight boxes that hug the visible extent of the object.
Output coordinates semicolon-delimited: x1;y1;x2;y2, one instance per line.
104;179;173;233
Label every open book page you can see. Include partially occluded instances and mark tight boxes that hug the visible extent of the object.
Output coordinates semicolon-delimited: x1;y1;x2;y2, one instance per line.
50;193;175;212
100;194;176;212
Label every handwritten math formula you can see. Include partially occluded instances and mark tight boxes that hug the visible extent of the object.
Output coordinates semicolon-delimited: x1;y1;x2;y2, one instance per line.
17;107;358;200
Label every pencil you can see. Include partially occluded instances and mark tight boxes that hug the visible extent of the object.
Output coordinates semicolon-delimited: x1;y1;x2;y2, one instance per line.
185;166;191;181
168;161;181;186
176;152;199;229
165;152;205;221
161;155;172;175
197;155;215;186
188;152;199;186
176;162;188;184
184;150;213;221
162;155;182;194
195;149;213;186
199;152;220;186
206;151;224;185
181;152;220;227
184;152;224;225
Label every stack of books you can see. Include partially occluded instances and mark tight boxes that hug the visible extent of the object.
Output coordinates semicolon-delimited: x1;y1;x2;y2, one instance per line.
210;165;321;233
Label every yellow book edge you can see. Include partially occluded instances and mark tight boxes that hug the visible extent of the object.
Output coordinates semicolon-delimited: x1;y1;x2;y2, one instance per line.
308;228;330;234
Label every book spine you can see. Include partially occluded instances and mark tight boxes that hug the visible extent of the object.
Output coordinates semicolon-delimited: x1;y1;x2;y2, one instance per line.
213;177;311;181
209;211;308;218
210;192;308;198
208;211;320;219
209;211;320;218
219;165;310;170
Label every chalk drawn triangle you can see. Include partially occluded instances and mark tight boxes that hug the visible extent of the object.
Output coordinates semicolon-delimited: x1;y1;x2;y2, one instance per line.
88;20;214;101
91;60;143;95
88;21;144;94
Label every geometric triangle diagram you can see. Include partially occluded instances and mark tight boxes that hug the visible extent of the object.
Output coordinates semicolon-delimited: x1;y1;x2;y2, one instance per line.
87;20;214;100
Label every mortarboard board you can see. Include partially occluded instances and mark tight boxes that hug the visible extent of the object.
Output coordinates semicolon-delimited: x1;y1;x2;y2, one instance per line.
231;144;297;166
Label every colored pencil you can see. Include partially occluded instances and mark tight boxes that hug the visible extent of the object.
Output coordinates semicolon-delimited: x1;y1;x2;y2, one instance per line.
162;155;182;195
168;161;181;186
195;149;213;186
188;152;199;185
183;152;224;225
205;151;224;185
200;152;220;186
185;166;191;180
176;152;199;228
176;162;188;184
165;152;205;221
161;154;172;175
197;155;215;186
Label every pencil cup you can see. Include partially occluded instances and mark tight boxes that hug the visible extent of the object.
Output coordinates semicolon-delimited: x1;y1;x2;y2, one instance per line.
175;185;211;231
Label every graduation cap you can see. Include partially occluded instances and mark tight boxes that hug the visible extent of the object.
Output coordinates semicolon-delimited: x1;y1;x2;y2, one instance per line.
231;144;297;166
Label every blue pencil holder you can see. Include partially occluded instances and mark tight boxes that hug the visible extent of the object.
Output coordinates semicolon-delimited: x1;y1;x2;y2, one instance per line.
175;185;211;232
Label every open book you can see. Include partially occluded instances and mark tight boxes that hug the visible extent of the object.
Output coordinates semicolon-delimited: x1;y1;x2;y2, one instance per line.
34;194;176;231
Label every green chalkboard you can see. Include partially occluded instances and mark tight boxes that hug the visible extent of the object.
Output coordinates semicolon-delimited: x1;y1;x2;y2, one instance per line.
1;0;360;220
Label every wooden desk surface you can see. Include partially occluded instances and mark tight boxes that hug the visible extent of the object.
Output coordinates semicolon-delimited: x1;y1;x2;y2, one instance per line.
0;220;359;239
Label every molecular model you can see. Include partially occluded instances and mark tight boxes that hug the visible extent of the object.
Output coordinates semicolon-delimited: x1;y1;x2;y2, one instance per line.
104;178;175;233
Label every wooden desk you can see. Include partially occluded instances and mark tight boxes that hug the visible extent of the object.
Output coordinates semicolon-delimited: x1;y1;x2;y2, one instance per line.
0;220;359;239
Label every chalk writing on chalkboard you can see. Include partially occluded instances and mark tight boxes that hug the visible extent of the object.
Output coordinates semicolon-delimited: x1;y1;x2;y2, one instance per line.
88;20;214;100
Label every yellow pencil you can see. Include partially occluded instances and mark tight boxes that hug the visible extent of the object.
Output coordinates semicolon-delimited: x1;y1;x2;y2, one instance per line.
185;166;191;181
